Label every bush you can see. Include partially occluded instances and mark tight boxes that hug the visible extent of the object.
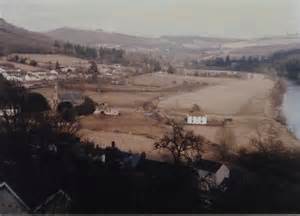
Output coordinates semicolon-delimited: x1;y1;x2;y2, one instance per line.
29;60;38;67
22;92;50;113
167;65;176;74
57;101;76;122
75;97;96;116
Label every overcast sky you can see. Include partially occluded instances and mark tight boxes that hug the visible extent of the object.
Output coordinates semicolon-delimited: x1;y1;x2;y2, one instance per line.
0;0;299;38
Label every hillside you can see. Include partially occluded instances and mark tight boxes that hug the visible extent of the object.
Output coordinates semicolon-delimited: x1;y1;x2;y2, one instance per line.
0;18;54;54
46;27;167;50
46;28;242;52
47;27;300;59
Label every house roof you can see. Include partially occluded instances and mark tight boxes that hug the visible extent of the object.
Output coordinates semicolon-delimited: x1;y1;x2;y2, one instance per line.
0;181;71;212
34;190;71;213
0;182;30;211
137;159;194;177
0;175;68;210
193;159;223;173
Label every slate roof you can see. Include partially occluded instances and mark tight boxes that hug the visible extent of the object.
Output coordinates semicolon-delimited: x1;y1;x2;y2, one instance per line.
193;159;223;173
34;190;71;213
0;181;70;213
0;182;30;212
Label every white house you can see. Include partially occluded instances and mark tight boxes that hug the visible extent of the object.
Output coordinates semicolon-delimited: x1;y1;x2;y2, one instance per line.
94;103;120;116
187;115;208;125
193;159;230;190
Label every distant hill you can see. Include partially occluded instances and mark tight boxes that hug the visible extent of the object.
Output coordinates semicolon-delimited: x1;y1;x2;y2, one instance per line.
46;28;244;52
160;35;241;44
2;19;300;59
46;27;166;50
47;28;249;62
49;27;300;58
0;18;54;54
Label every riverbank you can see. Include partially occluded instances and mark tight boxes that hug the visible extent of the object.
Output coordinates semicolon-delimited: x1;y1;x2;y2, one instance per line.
266;78;300;150
282;81;300;140
270;78;287;125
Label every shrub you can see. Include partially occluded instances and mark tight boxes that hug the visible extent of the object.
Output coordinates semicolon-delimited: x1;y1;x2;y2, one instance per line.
75;97;96;116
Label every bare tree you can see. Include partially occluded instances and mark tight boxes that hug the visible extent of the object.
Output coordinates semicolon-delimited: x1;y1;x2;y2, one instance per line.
167;64;176;74
154;121;207;164
216;126;236;160
88;61;99;73
249;122;285;158
55;61;61;72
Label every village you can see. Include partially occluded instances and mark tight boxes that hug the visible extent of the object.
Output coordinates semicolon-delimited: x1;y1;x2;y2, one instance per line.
0;47;300;214
2;0;300;213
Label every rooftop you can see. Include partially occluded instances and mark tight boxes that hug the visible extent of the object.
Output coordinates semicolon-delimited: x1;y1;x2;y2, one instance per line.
193;159;223;173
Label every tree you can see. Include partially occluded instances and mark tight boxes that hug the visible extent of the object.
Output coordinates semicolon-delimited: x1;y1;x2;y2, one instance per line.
86;47;98;59
29;60;38;67
88;61;99;82
154;121;206;164
153;61;161;72
14;55;19;62
167;65;176;74
54;40;61;49
225;55;231;65
191;104;202;113
55;61;61;72
75;97;96;116
22;92;50;113
88;61;98;74
215;57;225;66
216;126;236;160
57;101;76;122
249;123;285;157
19;57;27;64
284;59;300;81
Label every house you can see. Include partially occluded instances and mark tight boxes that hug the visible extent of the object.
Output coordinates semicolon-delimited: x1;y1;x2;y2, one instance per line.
34;190;71;214
92;142;143;169
187;115;208;125
193;159;230;189
94;103;120;116
0;182;71;214
0;182;30;213
61;66;76;73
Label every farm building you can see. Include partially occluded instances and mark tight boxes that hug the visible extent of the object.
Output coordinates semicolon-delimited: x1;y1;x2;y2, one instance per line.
193;159;230;189
187;115;208;125
94;103;120;116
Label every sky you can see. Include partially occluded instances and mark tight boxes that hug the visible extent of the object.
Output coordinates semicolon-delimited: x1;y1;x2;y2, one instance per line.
0;0;300;38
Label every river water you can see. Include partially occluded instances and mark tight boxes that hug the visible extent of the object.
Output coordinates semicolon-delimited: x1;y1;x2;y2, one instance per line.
282;82;300;139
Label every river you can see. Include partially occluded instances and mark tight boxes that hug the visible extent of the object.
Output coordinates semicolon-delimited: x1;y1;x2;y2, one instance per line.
282;82;300;139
